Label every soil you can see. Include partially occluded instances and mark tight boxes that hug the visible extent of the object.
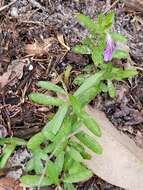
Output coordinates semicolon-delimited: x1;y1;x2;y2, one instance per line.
0;0;143;190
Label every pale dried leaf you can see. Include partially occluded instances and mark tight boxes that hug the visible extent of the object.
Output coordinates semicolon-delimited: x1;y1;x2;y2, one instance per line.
83;106;143;190
57;33;70;50
25;38;56;56
0;71;11;89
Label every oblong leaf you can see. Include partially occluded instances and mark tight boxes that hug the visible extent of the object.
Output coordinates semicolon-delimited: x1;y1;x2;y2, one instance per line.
77;85;100;107
46;160;59;184
27;132;45;150
63;170;92;183
68;146;83;162
112;50;129;59
55;151;65;174
20;175;53;187
69;162;90;175
73;45;91;54
0;145;15;168
29;92;64;106
110;32;127;42
76;14;97;34
80;111;102;137
107;80;116;98
75;131;102;154
37;81;66;94
64;183;76;190
51;103;68;135
74;71;104;97
0;137;26;146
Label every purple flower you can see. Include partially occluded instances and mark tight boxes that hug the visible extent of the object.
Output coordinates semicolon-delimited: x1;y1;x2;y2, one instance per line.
104;33;116;62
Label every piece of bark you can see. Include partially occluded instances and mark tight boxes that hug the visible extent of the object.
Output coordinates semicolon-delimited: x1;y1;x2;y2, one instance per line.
124;0;143;12
83;106;143;190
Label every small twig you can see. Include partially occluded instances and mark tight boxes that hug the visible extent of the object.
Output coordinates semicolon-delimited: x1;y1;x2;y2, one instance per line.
0;0;17;12
104;0;120;14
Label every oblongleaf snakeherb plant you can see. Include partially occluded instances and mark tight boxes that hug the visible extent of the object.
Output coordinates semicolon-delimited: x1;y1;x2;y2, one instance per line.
0;12;137;190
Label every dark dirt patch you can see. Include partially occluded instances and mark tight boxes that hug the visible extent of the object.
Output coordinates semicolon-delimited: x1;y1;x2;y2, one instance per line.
0;0;143;190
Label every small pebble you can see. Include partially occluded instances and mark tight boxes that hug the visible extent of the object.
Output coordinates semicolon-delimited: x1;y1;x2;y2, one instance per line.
10;7;18;18
28;64;33;71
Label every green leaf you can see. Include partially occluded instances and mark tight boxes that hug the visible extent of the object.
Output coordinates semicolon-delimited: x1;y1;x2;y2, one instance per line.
64;183;76;190
20;175;53;187
99;82;108;92
34;155;43;174
112;50;129;59
26;159;34;172
70;95;82;115
74;71;104;97
64;65;72;86
0;145;15;168
37;81;66;94
73;45;91;54
55;151;65;174
27;132;45;150
73;74;90;86
69;140;85;154
44;143;55;154
107;80;116;98
104;11;115;29
80;151;92;160
46;160;59;184
68;146;83;162
51;103;68;135
69;162;90;175
80;111;101;137
75;131;102;154
29;92;65;106
64;169;92;183
0;137;26;146
111;68;138;80
92;47;103;66
70;95;101;137
69;141;92;160
51;117;72;144
64;153;74;171
110;32;127;42
77;84;100;107
76;14;97;34
97;13;104;32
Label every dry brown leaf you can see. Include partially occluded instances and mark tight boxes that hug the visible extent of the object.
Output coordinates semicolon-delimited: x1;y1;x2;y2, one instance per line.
83;106;143;190
0;178;23;190
8;60;26;80
0;71;11;89
25;38;56;56
57;33;70;51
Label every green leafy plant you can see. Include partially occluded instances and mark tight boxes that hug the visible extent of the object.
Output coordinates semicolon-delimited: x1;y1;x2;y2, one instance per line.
0;12;138;190
20;80;103;189
73;12;137;98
